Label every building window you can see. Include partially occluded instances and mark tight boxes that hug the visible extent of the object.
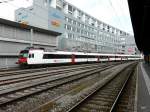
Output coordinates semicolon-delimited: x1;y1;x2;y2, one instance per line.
68;5;73;11
72;27;76;32
65;17;68;21
81;30;84;34
77;28;80;33
73;20;76;25
18;13;22;15
77;16;81;20
91;23;94;26
81;24;84;28
56;0;62;7
29;8;33;11
63;2;66;8
77;10;82;20
68;11;73;15
85;15;89;22
85;25;87;29
68;18;72;23
67;25;71;30
68;5;73;15
68;33;73;39
77;22;81;27
56;6;62;11
64;24;67;29
84;31;87;35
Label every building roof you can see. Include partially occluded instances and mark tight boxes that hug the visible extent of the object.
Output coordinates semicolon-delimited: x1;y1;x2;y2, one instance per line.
0;18;62;36
128;0;149;54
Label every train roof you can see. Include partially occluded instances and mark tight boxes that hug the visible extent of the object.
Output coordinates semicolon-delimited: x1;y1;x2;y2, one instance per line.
23;48;142;57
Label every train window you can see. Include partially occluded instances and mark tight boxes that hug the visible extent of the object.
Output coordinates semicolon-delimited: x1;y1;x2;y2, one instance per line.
19;50;29;58
100;56;109;59
43;54;71;59
75;55;97;58
76;55;87;58
29;54;31;58
20;50;29;54
19;53;28;58
32;54;34;58
100;56;105;59
88;55;97;58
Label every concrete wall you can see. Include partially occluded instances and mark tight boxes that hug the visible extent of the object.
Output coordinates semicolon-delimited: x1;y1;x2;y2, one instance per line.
0;20;59;68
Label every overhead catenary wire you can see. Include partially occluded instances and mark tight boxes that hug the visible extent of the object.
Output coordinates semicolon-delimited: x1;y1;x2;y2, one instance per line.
107;0;126;32
116;0;134;34
116;0;127;24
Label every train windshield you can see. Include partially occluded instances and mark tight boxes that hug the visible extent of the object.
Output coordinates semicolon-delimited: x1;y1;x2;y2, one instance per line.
19;50;29;58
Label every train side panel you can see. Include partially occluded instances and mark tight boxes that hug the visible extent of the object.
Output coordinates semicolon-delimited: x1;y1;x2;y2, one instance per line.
17;48;142;66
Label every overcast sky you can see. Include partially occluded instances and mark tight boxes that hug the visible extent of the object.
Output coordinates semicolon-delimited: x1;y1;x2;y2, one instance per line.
0;0;133;34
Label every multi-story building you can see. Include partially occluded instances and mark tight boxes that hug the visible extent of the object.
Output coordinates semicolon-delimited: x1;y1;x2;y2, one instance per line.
15;0;137;54
124;35;140;55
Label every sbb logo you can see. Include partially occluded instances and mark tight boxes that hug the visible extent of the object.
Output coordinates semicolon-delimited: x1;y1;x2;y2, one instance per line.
51;20;61;27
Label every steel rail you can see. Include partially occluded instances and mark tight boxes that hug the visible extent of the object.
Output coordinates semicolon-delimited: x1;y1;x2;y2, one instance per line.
65;63;137;112
0;65;113;106
0;63;103;76
109;66;136;112
0;64;107;86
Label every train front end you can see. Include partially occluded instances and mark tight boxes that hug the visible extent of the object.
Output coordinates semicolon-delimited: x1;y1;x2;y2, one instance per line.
17;50;29;65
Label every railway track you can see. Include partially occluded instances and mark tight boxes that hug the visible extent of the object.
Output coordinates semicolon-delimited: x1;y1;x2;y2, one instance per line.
0;67;21;72
0;63;112;77
111;64;137;112
0;63;109;86
66;63;137;112
31;62;138;112
0;63;114;107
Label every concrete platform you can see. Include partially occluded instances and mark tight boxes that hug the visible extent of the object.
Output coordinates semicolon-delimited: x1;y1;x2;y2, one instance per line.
137;62;150;112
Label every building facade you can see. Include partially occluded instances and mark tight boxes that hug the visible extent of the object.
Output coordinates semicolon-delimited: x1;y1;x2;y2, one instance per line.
15;0;137;54
124;35;139;55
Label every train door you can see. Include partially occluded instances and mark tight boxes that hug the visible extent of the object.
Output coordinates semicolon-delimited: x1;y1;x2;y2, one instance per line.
71;54;75;64
97;56;100;62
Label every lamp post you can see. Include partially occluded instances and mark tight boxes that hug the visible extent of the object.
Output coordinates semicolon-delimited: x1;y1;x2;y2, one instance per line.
30;28;33;47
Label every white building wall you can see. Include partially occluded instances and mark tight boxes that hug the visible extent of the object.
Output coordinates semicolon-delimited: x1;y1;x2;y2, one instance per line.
15;0;132;54
50;0;57;8
15;0;49;29
125;35;137;54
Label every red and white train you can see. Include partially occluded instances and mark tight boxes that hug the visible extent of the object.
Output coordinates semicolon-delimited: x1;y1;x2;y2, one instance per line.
16;47;142;66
